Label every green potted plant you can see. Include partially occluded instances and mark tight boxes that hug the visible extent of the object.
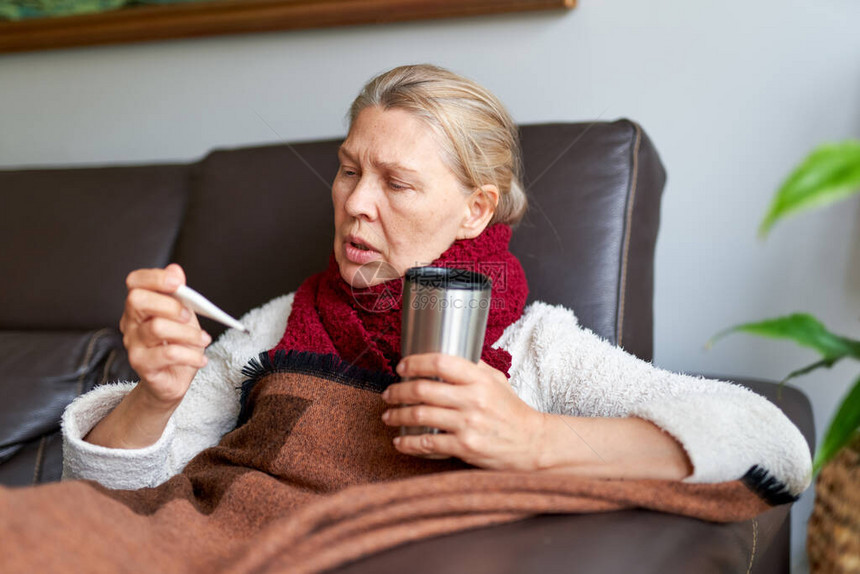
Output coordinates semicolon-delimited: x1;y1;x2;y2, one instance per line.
709;140;860;572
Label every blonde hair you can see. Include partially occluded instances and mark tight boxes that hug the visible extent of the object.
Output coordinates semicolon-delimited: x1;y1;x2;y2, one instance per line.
348;64;527;227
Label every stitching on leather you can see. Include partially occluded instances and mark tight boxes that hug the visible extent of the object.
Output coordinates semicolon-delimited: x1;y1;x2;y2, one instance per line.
31;329;113;485
745;519;758;574
100;349;118;386
76;328;112;396
35;328;113;485
616;122;642;346
31;435;46;485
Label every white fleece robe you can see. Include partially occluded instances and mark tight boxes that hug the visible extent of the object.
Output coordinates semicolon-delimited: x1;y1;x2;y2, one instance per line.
61;294;813;500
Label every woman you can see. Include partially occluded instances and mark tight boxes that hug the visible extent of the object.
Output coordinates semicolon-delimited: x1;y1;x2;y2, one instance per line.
63;64;811;500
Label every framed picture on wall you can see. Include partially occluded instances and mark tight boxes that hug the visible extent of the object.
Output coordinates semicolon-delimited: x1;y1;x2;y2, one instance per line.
0;0;576;54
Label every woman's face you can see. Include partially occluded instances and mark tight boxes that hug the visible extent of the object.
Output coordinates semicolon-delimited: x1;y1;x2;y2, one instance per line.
332;106;494;288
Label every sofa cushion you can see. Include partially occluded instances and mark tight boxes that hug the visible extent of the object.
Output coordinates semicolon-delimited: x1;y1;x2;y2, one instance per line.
0;431;63;487
0;330;126;486
172;140;339;337
0;165;189;330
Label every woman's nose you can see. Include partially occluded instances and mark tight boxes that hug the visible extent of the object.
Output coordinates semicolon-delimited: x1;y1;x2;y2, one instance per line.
344;176;379;220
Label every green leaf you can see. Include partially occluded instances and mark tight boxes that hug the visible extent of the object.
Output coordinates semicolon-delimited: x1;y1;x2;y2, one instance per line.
0;0;126;20
774;357;842;399
759;140;860;238
707;314;860;361
813;374;860;474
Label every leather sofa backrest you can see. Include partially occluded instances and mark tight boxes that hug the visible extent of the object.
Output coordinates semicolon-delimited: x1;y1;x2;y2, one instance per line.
0;165;189;330
173;120;665;360
515;122;665;361
171;139;338;333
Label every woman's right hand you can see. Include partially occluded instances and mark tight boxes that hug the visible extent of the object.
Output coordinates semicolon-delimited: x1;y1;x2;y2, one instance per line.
119;263;211;409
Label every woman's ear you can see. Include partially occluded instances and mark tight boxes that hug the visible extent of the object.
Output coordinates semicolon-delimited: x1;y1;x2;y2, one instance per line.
457;184;499;240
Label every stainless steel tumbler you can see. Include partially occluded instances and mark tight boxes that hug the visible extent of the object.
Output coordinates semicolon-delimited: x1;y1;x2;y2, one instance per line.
400;266;492;439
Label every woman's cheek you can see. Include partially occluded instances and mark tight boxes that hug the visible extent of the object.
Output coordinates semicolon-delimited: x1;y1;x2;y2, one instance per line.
392;194;435;230
331;185;353;225
331;179;348;204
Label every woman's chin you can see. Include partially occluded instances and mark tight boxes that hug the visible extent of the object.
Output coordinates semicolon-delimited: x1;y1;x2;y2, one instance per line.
338;259;401;289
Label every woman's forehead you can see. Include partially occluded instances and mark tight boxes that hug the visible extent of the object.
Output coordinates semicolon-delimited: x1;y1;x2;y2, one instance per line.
350;107;437;144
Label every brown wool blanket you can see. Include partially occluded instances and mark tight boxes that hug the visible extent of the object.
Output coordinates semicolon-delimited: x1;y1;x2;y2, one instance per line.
0;353;774;574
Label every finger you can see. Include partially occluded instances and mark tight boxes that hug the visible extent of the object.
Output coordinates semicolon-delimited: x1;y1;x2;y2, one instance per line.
382;404;462;432
126;289;192;324
393;432;464;459
396;353;482;385
130;343;208;374
382;379;462;407
125;264;186;294
138;317;211;349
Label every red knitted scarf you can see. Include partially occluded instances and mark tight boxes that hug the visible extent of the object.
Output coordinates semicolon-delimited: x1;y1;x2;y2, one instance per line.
270;224;529;377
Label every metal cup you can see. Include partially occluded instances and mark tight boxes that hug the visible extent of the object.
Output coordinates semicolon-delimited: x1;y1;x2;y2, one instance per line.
400;266;492;441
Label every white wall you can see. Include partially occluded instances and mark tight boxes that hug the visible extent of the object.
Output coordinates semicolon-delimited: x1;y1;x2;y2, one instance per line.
2;0;859;570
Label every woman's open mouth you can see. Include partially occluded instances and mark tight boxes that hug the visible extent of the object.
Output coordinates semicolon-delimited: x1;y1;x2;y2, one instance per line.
345;239;382;264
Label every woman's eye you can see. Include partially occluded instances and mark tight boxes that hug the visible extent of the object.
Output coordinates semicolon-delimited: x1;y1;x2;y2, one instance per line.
388;180;408;191
340;166;357;177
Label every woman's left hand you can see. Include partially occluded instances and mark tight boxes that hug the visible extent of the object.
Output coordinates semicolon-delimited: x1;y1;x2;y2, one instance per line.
381;353;547;471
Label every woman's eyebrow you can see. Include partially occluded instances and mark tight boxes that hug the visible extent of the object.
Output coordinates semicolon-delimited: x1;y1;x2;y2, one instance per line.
337;146;355;162
376;160;419;175
338;146;420;176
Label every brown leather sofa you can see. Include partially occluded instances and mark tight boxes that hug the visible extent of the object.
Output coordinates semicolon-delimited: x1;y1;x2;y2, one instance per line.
0;120;813;572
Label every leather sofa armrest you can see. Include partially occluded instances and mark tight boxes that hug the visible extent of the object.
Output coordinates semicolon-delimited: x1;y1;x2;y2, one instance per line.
330;374;811;574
